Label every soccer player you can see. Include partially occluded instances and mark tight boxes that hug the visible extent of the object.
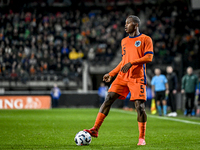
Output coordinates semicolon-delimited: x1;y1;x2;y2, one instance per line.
84;15;153;145
151;68;169;116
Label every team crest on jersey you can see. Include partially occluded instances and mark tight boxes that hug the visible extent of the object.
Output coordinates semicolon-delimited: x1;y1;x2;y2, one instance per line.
135;41;141;47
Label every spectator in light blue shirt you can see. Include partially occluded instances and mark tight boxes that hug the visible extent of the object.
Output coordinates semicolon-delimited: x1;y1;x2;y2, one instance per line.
51;84;61;108
151;68;169;116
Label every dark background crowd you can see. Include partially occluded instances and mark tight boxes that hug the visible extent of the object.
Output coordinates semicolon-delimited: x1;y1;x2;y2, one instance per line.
0;0;200;90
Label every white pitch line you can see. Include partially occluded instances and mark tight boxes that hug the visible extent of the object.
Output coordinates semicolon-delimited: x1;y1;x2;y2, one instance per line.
111;109;200;126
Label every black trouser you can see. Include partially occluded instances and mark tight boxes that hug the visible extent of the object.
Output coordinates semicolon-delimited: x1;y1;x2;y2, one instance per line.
168;92;176;112
52;98;59;108
185;93;195;114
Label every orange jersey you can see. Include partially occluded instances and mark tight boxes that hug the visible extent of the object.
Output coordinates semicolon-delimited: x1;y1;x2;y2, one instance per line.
109;33;153;84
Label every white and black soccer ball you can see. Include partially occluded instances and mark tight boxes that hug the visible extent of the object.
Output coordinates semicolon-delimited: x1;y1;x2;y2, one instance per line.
74;131;91;146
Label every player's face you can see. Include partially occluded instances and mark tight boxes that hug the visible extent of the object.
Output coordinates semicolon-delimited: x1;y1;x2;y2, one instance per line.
167;66;173;73
187;67;193;75
155;69;161;75
125;18;137;33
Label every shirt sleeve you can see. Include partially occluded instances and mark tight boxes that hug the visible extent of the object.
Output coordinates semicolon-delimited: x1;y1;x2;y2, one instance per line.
151;77;155;85
109;61;122;77
164;75;168;83
144;36;154;55
130;54;153;65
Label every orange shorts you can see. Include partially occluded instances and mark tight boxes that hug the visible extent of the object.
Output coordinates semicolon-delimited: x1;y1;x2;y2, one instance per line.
108;77;146;101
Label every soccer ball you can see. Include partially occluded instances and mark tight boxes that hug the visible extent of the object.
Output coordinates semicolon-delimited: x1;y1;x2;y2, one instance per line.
74;131;91;146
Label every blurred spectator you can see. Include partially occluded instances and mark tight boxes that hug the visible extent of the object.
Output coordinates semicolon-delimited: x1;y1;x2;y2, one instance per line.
181;67;199;116
69;48;78;60
151;68;169;116
29;65;36;76
51;84;61;108
19;69;29;84
0;1;200;86
98;82;107;105
9;69;18;85
166;66;178;117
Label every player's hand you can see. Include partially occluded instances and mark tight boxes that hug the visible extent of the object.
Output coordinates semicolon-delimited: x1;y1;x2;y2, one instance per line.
165;89;169;95
152;92;155;98
103;74;112;82
196;89;199;95
181;89;185;94
121;62;132;73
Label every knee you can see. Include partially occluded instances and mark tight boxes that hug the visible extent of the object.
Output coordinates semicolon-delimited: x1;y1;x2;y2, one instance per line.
135;103;145;113
104;94;115;106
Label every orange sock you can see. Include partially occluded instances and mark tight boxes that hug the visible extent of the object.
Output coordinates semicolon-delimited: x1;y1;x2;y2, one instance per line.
94;112;106;131
138;122;146;139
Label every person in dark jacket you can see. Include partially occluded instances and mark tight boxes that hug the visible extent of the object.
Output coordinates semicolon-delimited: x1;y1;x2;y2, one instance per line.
181;67;199;116
166;66;178;117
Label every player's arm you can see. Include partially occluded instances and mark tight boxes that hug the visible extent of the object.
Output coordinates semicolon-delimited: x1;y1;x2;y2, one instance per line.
165;83;169;94
173;74;178;94
103;61;122;82
109;61;122;77
181;76;186;93
151;85;155;98
174;74;178;90
151;78;155;98
121;54;153;73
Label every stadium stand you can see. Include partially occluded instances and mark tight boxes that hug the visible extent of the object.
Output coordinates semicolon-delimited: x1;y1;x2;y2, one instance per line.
0;0;200;90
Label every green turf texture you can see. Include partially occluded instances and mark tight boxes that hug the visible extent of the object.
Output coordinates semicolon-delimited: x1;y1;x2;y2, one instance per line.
0;108;200;150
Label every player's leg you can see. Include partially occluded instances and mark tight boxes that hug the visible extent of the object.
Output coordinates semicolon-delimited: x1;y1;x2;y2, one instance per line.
99;92;120;115
84;77;128;137
185;93;189;115
135;100;147;122
135;100;147;145
162;99;167;116
170;92;175;112
161;91;167;116
167;92;174;116
187;94;192;115
128;82;147;145
171;93;177;116
190;93;195;116
156;93;162;116
84;92;120;137
55;99;58;108
168;92;172;111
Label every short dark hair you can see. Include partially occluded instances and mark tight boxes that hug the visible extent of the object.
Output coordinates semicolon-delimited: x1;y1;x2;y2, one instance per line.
128;15;141;26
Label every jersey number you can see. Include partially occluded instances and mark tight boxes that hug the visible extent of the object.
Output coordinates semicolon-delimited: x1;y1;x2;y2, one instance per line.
140;85;144;93
123;47;126;56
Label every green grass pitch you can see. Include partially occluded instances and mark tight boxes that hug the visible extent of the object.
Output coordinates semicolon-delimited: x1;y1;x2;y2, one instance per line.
0;108;200;150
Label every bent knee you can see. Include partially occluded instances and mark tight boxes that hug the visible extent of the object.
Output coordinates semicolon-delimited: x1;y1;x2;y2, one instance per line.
104;93;116;105
135;103;145;112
